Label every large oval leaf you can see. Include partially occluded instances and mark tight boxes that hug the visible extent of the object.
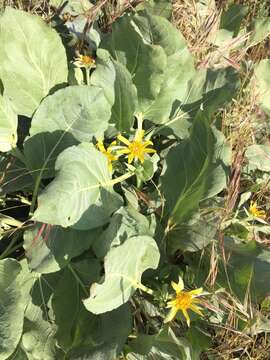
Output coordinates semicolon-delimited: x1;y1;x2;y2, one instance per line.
30;85;110;140
26;85;111;178
33;143;122;230
84;235;160;314
0;7;68;116
101;14;167;113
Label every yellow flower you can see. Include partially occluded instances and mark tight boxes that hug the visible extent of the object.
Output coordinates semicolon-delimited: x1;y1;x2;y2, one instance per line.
249;201;266;219
165;277;204;327
74;54;96;69
117;129;156;164
96;140;118;171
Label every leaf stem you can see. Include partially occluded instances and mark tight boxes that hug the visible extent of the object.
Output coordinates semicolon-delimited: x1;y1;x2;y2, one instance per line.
68;263;89;297
137;282;154;296
10;147;27;165
110;171;135;186
85;68;90;85
29;173;42;216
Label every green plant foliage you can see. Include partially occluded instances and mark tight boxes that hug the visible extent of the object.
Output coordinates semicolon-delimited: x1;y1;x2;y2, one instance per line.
0;156;34;195
0;94;17;152
91;50;137;131
101;13;167;113
224;239;270;301
246;144;270;172
254;59;270;115
161;114;225;227
51;259;101;351
127;326;209;359
84;235;160;314
248;18;270;48
220;4;248;36
24;223;101;273
0;7;68;117
0;259;35;360
25;85;111;178
1;2;269;358
33;143;122;229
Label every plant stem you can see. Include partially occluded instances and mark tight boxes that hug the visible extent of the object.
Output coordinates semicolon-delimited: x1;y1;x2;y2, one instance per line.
110;171;135;186
10;147;27;165
137;283;154;296
29;173;42;216
85;68;90;85
0;235;22;260
68;264;89;297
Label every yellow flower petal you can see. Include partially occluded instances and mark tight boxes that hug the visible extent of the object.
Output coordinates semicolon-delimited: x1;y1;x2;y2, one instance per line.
117;134;131;146
189;304;204;317
128;153;134;164
143;148;156;154
164;307;178;323
182;309;190;327
189;287;203;296
171;277;184;293
117;148;131;155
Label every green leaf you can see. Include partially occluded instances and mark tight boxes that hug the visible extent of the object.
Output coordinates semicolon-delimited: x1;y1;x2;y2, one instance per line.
24;131;78;180
127;12;194;124
0;156;34;195
67;304;132;360
254;59;270;115
30;85;111;141
91;50;137;131
220;4;248;36
161;67;239;137
52;259;101;351
101;14;167;113
161;115;221;226
248;18;270;48
21;274;64;360
0;7;68;117
93;206;153;258
24;223;101;273
143;49;195;124
0;94;17;152
84;235;160;314
167;216;217;254
27;85;111;178
144;0;172;20
224;239;270;301
33;143;122;230
133;11;187;56
0;259;22;360
246;144;270;172
0;259;35;360
127;326;202;360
